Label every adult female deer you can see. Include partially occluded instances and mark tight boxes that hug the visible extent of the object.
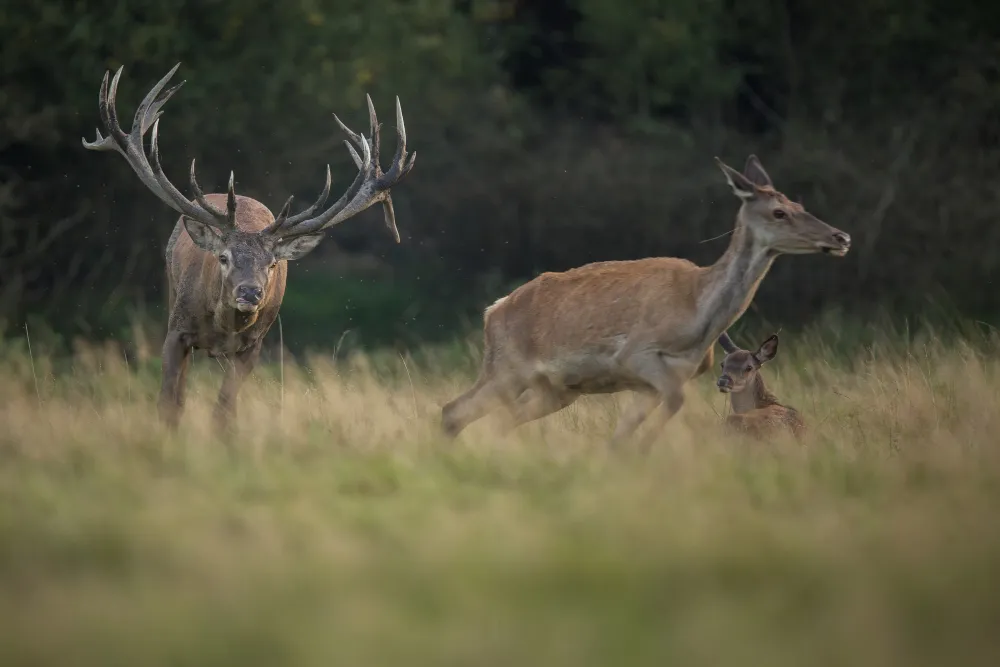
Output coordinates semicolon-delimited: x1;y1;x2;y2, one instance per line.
441;155;849;447
83;64;415;432
716;332;806;439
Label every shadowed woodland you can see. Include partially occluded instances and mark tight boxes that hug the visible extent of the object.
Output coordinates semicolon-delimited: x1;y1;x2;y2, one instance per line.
3;0;999;352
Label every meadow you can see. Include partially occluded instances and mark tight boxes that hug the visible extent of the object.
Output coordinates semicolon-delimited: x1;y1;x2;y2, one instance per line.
1;319;999;667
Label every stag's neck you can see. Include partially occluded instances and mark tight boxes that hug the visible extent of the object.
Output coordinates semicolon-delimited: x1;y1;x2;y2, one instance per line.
729;374;780;414
692;221;775;348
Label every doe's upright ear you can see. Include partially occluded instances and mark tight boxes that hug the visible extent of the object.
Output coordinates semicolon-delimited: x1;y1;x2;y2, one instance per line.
183;218;226;254
718;331;740;354
273;233;325;262
715;157;758;200
743;154;773;188
753;334;779;364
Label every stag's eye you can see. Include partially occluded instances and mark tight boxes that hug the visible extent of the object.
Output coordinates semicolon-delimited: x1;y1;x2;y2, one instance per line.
773;209;787;220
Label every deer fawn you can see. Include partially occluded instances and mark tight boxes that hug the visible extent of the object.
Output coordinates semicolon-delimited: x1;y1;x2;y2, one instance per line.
441;155;849;447
716;332;805;439
83;64;415;433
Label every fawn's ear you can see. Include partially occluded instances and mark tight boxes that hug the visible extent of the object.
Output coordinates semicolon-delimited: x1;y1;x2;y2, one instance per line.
715;157;758;200
754;335;779;364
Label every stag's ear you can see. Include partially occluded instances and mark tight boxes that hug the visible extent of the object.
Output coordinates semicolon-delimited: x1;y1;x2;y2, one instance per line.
743;154;773;188
183;218;226;254
754;335;779;364
715;157;758;200
273;233;325;261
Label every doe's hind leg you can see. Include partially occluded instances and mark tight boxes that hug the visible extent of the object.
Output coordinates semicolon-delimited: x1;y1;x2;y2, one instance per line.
499;378;578;435
441;372;526;439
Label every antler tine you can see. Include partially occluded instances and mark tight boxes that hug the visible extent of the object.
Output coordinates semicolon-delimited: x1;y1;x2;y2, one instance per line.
274;97;412;242
104;67;125;141
149;118;231;231
82;64;232;231
226;172;237;225
134;62;183;135
366;93;381;166
189;159;228;218
272;195;295;228
265;166;333;234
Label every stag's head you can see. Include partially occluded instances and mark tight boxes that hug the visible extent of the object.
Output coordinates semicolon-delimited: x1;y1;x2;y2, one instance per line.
179;186;332;312
715;155;851;257
716;333;779;394
82;63;416;314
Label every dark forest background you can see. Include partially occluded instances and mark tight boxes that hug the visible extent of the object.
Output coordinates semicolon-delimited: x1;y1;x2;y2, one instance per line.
2;0;999;354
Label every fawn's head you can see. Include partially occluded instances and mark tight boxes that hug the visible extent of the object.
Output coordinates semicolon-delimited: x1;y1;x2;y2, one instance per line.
715;155;851;257
716;333;779;394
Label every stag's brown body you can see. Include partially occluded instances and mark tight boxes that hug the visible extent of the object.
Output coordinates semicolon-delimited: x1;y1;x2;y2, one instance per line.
164;196;285;357
716;333;806;440
442;155;850;447
84;64;415;433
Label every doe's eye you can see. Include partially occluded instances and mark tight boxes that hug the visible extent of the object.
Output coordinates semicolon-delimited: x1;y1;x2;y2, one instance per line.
745;365;753;372
773;209;787;219
218;254;228;265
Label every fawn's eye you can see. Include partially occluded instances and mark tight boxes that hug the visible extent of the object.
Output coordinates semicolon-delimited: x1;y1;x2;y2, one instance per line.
773;209;787;220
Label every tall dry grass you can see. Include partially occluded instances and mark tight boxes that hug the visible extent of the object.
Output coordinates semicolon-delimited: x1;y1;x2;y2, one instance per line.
0;329;999;667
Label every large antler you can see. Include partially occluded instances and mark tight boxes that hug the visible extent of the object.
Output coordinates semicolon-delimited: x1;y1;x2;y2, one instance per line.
82;64;235;231
264;94;416;243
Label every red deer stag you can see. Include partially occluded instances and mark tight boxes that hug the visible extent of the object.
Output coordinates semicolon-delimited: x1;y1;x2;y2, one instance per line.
82;64;415;432
441;155;849;447
716;332;806;439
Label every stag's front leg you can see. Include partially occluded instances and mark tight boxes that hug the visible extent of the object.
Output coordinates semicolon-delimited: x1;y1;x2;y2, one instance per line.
158;330;192;430
213;339;263;436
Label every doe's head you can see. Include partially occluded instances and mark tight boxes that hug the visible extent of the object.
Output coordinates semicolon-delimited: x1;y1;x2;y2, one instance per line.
716;332;779;394
715;155;851;258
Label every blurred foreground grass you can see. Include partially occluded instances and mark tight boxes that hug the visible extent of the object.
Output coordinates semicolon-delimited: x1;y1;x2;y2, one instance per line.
1;325;999;667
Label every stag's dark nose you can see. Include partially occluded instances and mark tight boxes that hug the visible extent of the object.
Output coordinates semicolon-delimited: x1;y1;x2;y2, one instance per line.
236;285;263;305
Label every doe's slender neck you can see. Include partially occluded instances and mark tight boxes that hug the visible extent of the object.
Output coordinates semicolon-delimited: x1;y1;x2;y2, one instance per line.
692;216;777;348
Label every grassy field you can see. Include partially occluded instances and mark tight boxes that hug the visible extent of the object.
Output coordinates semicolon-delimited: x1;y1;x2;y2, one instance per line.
1;325;999;667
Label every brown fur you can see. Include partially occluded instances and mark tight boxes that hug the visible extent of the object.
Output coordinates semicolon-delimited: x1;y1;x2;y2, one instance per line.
717;334;805;440
159;195;289;433
441;155;850;447
82;65;414;435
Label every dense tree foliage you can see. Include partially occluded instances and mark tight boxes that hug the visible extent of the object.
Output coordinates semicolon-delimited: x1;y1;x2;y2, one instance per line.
2;0;999;347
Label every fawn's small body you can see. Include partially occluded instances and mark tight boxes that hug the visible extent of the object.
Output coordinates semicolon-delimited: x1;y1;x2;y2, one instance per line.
716;333;805;439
